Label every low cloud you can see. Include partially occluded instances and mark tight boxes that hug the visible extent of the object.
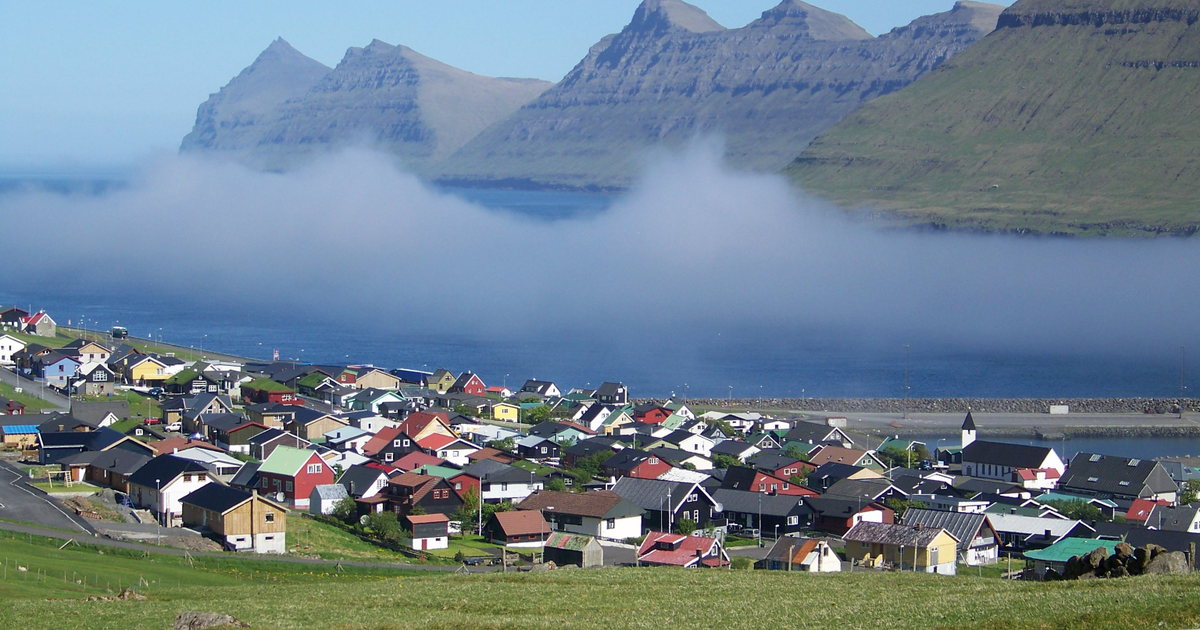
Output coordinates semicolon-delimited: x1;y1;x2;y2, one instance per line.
3;141;1199;393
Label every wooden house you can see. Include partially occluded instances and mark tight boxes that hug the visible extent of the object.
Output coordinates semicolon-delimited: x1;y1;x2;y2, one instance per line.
844;522;959;574
180;484;287;553
405;513;450;551
257;445;334;508
485;510;550;548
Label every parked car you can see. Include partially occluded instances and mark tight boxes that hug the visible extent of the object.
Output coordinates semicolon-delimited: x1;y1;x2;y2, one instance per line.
164;422;182;432
463;556;487;566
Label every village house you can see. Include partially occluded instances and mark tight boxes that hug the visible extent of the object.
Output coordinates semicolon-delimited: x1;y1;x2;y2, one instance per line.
308;484;349;515
602;449;673;480
57;449;149;492
127;454;216;527
22;311;56;337
710;440;761;464
256;446;334;509
756;537;841;572
720;466;818;498
844;522;959;574
611;477;722;533
74;363;118;396
595;382;628;405
386;471;464;517
713;488;813;537
485;510;550;548
283;408;348;442
636;531;729;568
1145;504;1200;532
0;396;27;416
1058;452;1178;503
405;513;450;551
0;334;26;366
451;459;544;503
240;378;298;405
520;380;561;398
202;415;268;454
959;413;1065;480
807;445;887;470
448;371;486;396
803;495;893;536
38;426;155;465
337;464;392;500
0;423;37;447
543;532;604;568
516;489;643;540
180;484;287;553
900;508;1001;565
417;433;480;466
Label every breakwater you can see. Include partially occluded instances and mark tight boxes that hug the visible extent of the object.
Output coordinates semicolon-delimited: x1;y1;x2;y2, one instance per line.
652;397;1197;415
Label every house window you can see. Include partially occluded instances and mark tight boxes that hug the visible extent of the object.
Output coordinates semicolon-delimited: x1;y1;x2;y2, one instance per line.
403;439;410;447
606;518;615;529
184;475;192;482
385;453;394;462
783;483;790;490
262;478;269;489
265;513;275;523
501;483;508;492
286;481;293;491
265;535;274;541
787;515;799;526
649;458;659;465
394;440;402;447
455;482;462;491
758;483;766;492
688;493;698;503
307;463;322;475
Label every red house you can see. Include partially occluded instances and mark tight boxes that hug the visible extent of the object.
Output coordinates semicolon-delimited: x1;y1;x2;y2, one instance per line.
721;466;818;497
1;396;26;415
449;372;486;396
257;446;334;509
805;496;894;536
241;378;299;406
602;449;674;480
632;405;671;425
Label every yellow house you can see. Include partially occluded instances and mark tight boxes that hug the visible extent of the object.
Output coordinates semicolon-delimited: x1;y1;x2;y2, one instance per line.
128;356;169;384
843;522;959;575
426;369;457;394
491;402;520;423
601;410;634;435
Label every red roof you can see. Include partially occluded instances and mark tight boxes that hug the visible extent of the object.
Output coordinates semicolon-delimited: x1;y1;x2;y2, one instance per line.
1127;498;1171;522
406;513;450;525
637;531;727;567
490;510;549;537
393;452;445;471
1014;467;1061;481
361;426;403;457
417;433;458;451
398;412;450;439
22;312;51;326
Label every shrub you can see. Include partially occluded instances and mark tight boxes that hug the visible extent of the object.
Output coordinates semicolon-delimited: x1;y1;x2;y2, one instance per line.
732;557;755;571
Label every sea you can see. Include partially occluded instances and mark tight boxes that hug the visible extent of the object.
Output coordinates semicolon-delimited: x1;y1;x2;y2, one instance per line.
2;175;1199;412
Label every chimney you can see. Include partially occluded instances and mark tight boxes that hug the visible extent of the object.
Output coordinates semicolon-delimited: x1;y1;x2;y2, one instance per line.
1044;529;1052;540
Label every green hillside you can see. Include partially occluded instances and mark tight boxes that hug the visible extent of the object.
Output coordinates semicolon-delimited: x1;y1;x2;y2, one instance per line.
786;0;1200;236
3;532;1200;629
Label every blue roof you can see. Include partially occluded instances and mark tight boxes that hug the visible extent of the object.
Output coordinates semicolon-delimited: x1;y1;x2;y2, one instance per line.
2;425;39;434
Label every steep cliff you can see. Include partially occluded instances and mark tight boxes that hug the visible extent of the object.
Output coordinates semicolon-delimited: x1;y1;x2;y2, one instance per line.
182;40;552;172
180;38;331;154
434;0;1003;190
786;0;1200;235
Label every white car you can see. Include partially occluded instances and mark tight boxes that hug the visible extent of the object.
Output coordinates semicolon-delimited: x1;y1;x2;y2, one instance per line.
164;422;182;432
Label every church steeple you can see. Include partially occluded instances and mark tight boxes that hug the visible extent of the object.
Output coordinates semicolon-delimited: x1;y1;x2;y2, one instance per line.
961;409;976;448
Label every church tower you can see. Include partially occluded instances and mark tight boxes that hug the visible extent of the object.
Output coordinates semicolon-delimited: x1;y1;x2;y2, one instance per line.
961;409;977;448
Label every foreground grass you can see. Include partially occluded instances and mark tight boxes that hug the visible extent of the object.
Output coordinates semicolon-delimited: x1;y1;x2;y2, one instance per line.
0;380;56;412
1;531;1200;630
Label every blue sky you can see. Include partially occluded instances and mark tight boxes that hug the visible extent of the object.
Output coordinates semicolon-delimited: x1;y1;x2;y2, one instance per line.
0;1;1013;171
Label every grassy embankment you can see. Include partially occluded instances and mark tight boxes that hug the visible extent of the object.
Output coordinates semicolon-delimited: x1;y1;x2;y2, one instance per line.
289;515;498;564
0;380;56;412
1;530;1200;630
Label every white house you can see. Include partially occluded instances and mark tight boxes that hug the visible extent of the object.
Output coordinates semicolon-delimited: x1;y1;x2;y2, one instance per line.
127;455;216;527
0;335;26;366
662;430;715;458
418;434;479;467
516;490;644;541
309;484;349;515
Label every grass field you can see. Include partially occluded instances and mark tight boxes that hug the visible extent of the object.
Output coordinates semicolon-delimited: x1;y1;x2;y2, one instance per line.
289;515;497;564
0;380;56;412
1;529;1200;629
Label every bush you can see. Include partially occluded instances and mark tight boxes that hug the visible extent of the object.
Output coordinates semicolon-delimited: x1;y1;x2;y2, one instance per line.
732;557;755;571
454;551;465;563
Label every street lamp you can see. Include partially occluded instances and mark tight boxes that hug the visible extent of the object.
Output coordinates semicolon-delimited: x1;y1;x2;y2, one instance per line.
155;478;162;545
774;523;779;541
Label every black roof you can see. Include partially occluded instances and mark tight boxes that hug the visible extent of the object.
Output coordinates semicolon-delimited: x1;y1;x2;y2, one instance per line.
180;483;254;513
37;414;97;434
562;436;621;459
804;495;878;517
747;449;805;471
248;428;288;445
711;441;758;457
602;448;659;473
712;488;809;517
783;422;841;445
961;440;1055;469
39;426;126;451
127;454;210;487
1061;453;1178;498
962;410;976;431
460;459;536;484
201;413;253;433
953;477;1025;496
336;464;389;497
720;466;766;491
824;477;904;501
229;462;261;489
596;382;625;397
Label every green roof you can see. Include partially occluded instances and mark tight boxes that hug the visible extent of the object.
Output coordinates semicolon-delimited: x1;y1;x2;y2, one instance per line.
297;372;326;389
546;532;596;551
259;445;316;476
243;377;293;393
1036;493;1119;508
163;368;200;386
1023;539;1118;564
412;465;461;479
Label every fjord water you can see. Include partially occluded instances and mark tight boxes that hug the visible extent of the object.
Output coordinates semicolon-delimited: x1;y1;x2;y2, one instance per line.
1;178;1196;401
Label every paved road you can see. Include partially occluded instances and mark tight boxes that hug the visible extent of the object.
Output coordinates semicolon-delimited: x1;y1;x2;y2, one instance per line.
0;461;94;534
0;367;69;412
797;410;1200;435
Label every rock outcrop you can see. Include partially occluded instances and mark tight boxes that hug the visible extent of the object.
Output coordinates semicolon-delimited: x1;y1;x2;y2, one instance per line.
434;0;1003;190
1050;543;1191;580
181;39;552;172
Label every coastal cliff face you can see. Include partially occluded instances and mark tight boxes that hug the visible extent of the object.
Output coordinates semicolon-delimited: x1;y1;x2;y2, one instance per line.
180;39;331;155
786;0;1200;236
181;40;551;172
432;0;1004;190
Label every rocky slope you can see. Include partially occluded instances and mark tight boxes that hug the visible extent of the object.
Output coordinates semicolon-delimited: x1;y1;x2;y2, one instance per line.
786;0;1200;236
180;38;331;154
433;0;1004;190
181;40;552;172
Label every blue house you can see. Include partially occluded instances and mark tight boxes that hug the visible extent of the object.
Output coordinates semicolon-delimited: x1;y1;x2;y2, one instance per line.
36;352;81;388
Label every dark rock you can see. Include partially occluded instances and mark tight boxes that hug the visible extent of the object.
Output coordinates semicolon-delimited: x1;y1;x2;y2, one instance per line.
1143;551;1192;575
1115;542;1134;558
1109;565;1130;578
172;612;249;630
1145;544;1169;559
1084;547;1109;569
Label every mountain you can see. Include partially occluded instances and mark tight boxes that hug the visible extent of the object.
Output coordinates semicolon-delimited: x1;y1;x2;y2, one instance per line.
180;38;331;154
786;0;1200;236
433;0;1004;190
181;40;553;171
